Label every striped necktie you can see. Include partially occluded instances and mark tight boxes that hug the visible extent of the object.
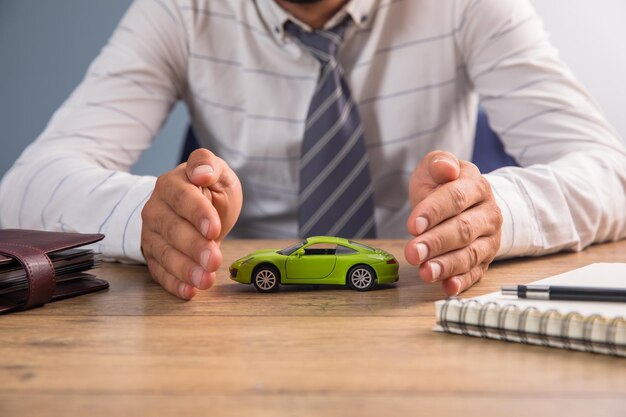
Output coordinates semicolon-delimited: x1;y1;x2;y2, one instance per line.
285;18;377;239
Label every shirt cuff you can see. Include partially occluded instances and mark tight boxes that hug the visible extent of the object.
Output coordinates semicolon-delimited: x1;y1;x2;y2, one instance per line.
483;173;539;259
100;177;155;264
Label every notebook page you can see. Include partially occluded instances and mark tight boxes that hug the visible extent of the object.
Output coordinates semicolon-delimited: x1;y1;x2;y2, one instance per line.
435;263;626;344
473;263;626;318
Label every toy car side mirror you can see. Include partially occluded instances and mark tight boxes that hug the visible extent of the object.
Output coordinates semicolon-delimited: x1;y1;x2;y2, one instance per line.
294;249;304;257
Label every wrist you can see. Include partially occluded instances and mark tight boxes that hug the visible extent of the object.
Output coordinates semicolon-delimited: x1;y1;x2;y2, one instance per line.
483;173;539;259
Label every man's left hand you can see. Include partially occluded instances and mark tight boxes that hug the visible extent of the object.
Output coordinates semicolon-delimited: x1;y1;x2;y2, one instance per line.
404;151;503;296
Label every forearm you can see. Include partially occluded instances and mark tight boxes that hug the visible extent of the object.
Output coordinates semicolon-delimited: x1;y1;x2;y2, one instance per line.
0;0;190;262
457;0;626;258
486;148;626;259
0;150;155;263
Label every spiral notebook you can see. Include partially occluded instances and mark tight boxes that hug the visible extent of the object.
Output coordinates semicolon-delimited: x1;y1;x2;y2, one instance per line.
434;263;626;357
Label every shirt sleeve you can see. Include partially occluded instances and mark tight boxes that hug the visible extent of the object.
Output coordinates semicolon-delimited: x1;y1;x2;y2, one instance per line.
454;0;626;258
0;0;189;263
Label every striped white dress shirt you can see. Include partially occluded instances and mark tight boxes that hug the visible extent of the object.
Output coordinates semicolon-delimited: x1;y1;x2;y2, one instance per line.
1;0;625;263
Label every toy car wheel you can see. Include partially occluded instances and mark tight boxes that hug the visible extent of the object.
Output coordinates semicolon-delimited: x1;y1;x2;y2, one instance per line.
347;265;376;291
252;266;280;293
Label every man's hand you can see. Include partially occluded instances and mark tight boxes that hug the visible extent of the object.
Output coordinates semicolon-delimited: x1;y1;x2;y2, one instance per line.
404;151;502;296
141;149;243;299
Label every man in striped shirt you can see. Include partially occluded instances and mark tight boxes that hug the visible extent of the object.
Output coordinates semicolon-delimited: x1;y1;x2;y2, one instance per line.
1;0;625;300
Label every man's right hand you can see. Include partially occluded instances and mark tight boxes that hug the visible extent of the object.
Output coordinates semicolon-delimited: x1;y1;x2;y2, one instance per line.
141;149;243;300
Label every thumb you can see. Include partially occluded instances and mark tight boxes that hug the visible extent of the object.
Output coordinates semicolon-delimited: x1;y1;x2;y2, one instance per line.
409;151;461;208
427;151;461;184
185;149;242;242
186;149;237;190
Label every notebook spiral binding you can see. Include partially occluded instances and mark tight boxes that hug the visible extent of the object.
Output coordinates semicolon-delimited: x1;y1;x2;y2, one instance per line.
438;298;626;357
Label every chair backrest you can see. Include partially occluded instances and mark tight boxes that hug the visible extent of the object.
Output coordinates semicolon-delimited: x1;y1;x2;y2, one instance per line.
471;110;518;173
180;125;200;165
180;110;518;173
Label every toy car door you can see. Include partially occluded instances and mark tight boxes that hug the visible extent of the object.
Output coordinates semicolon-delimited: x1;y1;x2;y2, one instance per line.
285;243;337;281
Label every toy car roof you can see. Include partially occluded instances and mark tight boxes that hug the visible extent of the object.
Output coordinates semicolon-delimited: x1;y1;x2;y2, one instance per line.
306;236;356;246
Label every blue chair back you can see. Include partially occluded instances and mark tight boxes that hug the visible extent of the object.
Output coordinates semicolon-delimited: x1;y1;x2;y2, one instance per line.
180;125;200;165
180;110;518;173
471;110;518;172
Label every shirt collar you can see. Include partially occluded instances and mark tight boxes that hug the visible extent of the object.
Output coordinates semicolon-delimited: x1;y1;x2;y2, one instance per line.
257;0;380;43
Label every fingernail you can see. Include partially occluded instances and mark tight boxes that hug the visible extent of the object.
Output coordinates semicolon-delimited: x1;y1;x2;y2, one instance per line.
200;249;211;270
433;157;457;168
192;165;214;177
450;277;462;295
416;217;428;235
179;282;191;299
430;261;441;281
416;243;428;263
200;219;210;237
192;267;204;288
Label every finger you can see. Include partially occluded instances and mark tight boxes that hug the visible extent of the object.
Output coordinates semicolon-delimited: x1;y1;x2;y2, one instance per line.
146;257;198;300
407;163;490;235
155;170;222;240
441;263;488;297
409;151;461;208
143;231;218;290
142;198;223;271
405;202;501;264
186;149;238;190
424;150;461;185
418;236;497;283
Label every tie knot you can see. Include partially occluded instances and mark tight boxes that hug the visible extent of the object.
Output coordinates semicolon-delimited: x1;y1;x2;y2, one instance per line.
284;17;351;63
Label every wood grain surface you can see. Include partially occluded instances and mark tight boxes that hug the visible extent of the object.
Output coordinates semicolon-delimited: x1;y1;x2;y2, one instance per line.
1;239;625;417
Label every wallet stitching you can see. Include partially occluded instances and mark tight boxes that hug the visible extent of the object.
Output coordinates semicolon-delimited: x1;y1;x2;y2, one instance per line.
0;232;104;263
0;242;56;307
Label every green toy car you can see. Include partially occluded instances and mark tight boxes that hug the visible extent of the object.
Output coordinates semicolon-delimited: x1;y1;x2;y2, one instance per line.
229;236;399;292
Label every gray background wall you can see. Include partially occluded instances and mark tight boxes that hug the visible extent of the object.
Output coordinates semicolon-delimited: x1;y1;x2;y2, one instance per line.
0;0;187;178
1;0;625;179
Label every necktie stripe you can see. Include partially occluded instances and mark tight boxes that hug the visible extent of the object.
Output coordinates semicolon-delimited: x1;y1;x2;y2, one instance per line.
303;165;373;236
299;124;365;202
285;18;377;239
314;60;337;94
305;86;343;129
301;99;354;167
304;96;353;143
302;44;331;62
306;83;358;135
317;30;342;45
299;155;369;235
300;131;366;206
353;217;376;239
299;30;341;52
306;69;343;121
328;184;375;236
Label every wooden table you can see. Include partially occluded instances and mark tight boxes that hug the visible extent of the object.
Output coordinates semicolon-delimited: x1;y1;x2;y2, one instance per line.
1;240;626;416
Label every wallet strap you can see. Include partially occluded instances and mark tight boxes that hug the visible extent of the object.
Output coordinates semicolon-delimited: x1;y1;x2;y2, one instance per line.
0;243;56;309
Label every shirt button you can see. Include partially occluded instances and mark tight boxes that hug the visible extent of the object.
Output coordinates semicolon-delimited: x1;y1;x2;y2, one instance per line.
360;15;368;23
275;26;281;34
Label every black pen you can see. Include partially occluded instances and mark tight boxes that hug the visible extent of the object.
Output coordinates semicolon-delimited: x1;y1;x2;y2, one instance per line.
501;285;626;303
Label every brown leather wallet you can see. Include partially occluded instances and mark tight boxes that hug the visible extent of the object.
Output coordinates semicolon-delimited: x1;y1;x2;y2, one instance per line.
0;229;109;314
